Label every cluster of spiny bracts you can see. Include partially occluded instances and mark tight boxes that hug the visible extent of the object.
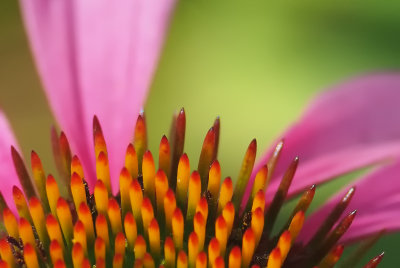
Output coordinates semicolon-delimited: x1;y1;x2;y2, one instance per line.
0;109;384;268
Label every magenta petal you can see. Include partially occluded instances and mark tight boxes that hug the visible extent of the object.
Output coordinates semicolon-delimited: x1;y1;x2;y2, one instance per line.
0;110;22;213
300;161;400;244
19;0;176;190
242;73;400;206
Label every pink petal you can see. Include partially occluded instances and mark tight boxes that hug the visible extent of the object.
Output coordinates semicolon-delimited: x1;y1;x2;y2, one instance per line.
243;73;400;207
19;0;176;190
300;161;400;244
0;110;22;213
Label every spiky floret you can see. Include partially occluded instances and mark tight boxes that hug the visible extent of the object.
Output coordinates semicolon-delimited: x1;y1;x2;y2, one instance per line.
0;109;385;267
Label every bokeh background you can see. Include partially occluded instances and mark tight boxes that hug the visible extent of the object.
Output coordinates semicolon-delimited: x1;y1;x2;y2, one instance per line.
1;0;400;266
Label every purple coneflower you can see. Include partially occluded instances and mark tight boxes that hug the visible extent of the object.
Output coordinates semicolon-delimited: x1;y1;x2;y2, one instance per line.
0;0;399;267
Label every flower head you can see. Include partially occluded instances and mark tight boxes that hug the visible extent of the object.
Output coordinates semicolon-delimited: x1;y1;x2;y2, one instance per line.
4;0;400;266
0;109;389;267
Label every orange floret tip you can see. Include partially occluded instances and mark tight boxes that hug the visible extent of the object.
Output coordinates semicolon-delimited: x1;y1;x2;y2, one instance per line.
194;212;206;250
277;230;292;261
176;153;190;206
73;220;87;254
95;237;106;261
142;150;156;204
28;197;47;243
46;174;60;216
207;160;221;201
130;179;143;226
134;113;148;175
218;177;233;214
72;243;84;268
155;169;169;214
0;260;9;268
94;180;108;215
229;246;241;268
93;115;107;157
54;260;66;268
252;165;268;197
95;214;109;248
115;232;126;257
213;256;225;268
251;207;264;246
177;250;188;268
56;198;73;246
78;202;95;243
196;252;207;268
187;171;201;221
148;218;161;257
215;215;228;255
56;196;71;212
143;252;155;268
124;212;137;250
119;167;132;217
188;232;199;266
208;238;220;267
289;210;305;241
222;202;235;236
71;155;84;179
141;197;154;232
0;238;15;268
96;151;111;193
195;197;209;221
23;243;39;268
113;253;124;268
30;150;43;171
164;189;176;232
134;235;147;260
242;228;256;268
108;198;122;235
30;151;47;207
70;172;87;209
29;197;42;209
3;207;18;238
50;240;64;265
134;113;147;146
97;151;108;165
96;258;106;268
125;143;138;179
252;189;266;212
267;247;282;268
82;259;91;268
46;214;64;248
172;208;184;250
133;259;143;268
12;186;30;221
164;236;176;268
19;218;35;247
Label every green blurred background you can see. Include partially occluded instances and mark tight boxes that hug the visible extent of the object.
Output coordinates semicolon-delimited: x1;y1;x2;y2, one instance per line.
1;0;400;266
